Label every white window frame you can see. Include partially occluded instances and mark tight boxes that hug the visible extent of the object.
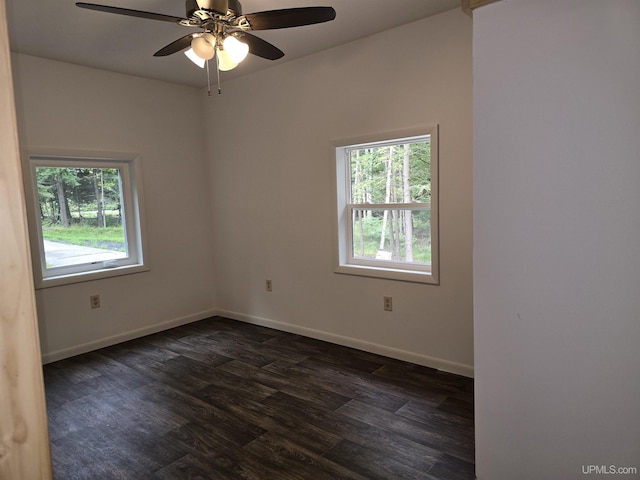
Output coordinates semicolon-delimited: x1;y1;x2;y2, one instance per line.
333;126;439;284
23;151;149;288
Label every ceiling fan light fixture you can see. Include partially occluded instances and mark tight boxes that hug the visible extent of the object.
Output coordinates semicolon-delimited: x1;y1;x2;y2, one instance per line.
191;35;215;60
184;48;206;68
75;1;338;90
223;35;249;64
202;33;216;46
216;47;239;71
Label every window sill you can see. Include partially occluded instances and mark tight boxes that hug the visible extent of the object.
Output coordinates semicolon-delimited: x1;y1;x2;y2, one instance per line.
335;264;439;285
36;264;149;289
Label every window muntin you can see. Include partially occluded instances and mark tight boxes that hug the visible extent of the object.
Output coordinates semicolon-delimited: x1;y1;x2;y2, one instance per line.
335;127;439;284
26;154;147;287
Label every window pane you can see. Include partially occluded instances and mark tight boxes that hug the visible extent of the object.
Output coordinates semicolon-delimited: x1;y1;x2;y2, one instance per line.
348;139;431;204
34;166;127;269
351;209;431;265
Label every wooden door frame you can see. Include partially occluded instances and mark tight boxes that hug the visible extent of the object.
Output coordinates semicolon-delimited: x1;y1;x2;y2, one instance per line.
0;0;53;477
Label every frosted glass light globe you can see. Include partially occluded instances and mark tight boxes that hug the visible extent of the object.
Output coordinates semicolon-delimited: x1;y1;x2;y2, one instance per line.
192;36;215;60
223;36;249;64
216;48;238;71
184;48;205;68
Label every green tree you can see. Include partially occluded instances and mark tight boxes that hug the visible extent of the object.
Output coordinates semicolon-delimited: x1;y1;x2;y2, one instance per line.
348;138;431;262
36;168;79;227
35;167;122;228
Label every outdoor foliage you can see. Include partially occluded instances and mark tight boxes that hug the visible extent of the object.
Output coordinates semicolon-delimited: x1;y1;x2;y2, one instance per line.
349;140;431;264
35;167;125;250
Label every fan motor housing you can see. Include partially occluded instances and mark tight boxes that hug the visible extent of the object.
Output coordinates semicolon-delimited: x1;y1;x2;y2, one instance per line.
187;0;242;17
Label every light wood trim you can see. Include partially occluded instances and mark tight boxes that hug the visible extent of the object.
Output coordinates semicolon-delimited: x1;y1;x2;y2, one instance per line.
0;0;53;477
462;0;501;16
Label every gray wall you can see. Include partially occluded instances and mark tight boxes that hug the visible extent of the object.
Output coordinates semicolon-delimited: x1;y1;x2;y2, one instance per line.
12;54;217;361
474;1;640;477
205;9;474;374
12;7;474;375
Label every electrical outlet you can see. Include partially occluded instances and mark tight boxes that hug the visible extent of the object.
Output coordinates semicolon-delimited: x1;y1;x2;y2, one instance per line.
90;294;101;309
266;279;273;292
383;296;393;311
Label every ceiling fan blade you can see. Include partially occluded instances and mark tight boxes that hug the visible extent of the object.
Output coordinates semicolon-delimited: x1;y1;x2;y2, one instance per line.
153;34;197;57
76;2;185;24
239;33;284;60
242;7;336;31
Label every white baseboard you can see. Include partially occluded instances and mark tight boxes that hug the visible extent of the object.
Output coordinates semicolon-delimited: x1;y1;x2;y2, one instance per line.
41;309;217;364
214;309;474;378
42;308;474;378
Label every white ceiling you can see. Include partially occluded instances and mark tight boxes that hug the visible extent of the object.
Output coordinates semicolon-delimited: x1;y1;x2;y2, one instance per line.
6;0;460;88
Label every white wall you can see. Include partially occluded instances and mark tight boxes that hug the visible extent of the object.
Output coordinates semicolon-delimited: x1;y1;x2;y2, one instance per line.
10;8;473;375
474;1;640;478
11;54;216;361
205;9;474;375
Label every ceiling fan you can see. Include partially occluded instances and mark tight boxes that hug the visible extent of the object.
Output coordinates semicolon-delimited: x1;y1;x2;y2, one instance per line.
76;0;336;92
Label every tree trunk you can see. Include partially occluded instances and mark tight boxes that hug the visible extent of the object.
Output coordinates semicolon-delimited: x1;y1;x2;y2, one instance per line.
75;188;82;224
402;144;413;261
379;146;394;250
55;172;69;227
92;169;104;228
353;151;365;256
389;209;399;259
357;209;364;256
365;148;372;215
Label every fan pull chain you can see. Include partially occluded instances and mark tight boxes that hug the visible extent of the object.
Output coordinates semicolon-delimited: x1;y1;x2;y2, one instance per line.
216;54;222;95
206;59;212;97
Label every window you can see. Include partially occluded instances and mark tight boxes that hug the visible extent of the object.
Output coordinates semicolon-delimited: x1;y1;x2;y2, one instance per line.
24;153;148;288
334;126;439;284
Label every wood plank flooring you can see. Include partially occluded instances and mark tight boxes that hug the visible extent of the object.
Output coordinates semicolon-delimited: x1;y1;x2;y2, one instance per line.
43;316;474;479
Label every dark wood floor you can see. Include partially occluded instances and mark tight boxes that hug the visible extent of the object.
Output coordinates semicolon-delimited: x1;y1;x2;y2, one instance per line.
43;316;474;479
